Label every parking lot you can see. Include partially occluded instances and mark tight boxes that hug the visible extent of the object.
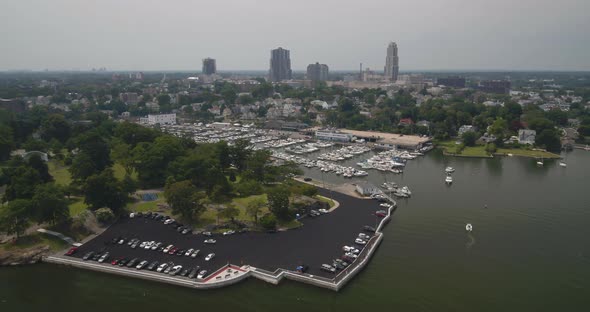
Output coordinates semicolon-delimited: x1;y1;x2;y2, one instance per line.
69;188;386;279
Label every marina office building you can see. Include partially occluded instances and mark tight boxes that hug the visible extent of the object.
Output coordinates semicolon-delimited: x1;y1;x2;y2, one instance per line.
315;129;354;142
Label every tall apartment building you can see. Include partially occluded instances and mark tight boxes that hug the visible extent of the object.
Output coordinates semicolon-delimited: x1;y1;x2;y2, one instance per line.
202;58;217;75
306;62;329;82
384;42;399;82
269;47;292;82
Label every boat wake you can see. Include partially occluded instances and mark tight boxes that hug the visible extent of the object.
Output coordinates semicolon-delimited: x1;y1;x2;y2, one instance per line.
466;233;476;249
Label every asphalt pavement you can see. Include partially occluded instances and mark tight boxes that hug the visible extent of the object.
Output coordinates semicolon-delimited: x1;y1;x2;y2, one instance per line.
70;188;385;278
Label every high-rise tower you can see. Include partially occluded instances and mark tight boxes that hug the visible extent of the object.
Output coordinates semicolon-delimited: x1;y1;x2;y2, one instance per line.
202;58;216;75
384;42;399;82
269;47;292;82
306;62;329;82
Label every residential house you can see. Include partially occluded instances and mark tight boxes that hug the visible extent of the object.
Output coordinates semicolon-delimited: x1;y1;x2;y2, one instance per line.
458;125;477;136
518;129;536;145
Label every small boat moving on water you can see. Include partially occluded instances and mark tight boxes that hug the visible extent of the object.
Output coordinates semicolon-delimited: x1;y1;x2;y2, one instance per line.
445;166;455;173
559;162;567;167
536;159;544;166
445;175;453;184
466;223;473;232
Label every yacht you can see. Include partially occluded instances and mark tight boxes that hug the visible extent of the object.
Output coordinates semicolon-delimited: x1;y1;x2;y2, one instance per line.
445;176;453;184
465;223;473;232
445;166;455;173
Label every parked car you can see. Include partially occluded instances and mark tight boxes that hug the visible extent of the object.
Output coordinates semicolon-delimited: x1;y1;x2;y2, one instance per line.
179;269;189;277
151;242;162;251
126;258;139;268
358;233;370;240
156;262;169;272
164;219;175;225
188;267;199;279
190;249;200;258
335;259;349;267
295;265;309;273
184;248;194;257
169;265;183;276
111;258;122;265
98;252;110;263
354;238;367;245
223;230;235;236
344;252;359;259
181;228;192;235
197;270;208;279
332;261;345;270
375;210;387;217
201;231;212;237
92;252;102;261
204;239;216;244
118;258;129;266
65;247;78;256
168;247;178;255
205;253;215;261
303;177;312;182
117;237;127;245
318;209;329;214
163;263;175;274
342;246;359;253
175;249;185;256
163;245;174;253
144;241;155;250
136;260;148;270
320;264;336;273
147;261;159;271
363;225;376;233
82;251;94;260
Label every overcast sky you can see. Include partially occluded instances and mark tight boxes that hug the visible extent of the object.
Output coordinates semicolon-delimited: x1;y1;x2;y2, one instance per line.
1;0;589;71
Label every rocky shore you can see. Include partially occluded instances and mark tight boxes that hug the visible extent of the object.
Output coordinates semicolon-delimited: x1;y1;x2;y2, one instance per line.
0;245;51;266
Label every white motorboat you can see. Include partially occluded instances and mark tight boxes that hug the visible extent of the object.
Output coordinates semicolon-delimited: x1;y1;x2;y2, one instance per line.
466;223;473;232
536;160;543;166
559;162;567;167
445;176;453;184
445;166;455;173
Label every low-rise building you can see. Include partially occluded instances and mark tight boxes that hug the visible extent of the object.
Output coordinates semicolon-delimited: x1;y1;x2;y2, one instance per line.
315;129;353;142
518;129;536;145
356;182;379;196
458;125;477;136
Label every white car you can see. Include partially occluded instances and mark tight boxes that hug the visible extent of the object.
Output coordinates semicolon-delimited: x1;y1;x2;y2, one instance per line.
358;233;370;240
136;260;148;269
164;219;175;225
318;209;329;214
139;241;147;248
345;252;359;258
197;270;208;279
129;212;135;218
163;244;174;253
204;239;216;244
184;248;194;256
156;263;169;272
190;249;200;258
379;203;389;207
354;238;367;245
151;242;161;250
205;253;215;261
223;230;235;236
144;241;154;249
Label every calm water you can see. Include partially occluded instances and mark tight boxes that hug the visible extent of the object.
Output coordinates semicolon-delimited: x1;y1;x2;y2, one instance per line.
1;149;589;312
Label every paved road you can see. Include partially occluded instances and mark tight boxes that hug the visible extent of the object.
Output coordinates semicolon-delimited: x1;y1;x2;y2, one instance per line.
69;189;385;278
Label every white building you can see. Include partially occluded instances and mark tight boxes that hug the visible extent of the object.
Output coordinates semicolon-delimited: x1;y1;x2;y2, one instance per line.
315;129;353;142
147;113;176;125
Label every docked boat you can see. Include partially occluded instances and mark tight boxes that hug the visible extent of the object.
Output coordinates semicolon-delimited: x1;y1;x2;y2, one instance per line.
445;176;453;184
465;223;473;232
445;166;455;173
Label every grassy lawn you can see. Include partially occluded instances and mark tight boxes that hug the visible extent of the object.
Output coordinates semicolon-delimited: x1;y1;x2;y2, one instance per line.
133;196;166;212
496;148;560;159
460;145;491;157
48;160;72;186
68;198;88;216
0;233;68;252
278;219;302;229
316;195;336;208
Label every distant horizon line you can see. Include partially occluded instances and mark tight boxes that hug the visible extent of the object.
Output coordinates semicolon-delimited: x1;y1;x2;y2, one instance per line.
1;68;589;74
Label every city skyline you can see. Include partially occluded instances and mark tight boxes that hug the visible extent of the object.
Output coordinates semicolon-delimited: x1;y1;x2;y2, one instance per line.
1;0;589;71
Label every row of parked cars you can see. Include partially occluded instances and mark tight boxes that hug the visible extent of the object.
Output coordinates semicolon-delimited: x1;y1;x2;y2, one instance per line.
320;226;376;273
309;209;329;217
130;211;194;235
80;250;211;279
106;236;216;261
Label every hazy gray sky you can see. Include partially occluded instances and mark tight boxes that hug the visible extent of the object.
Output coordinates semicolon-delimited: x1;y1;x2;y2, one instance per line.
1;0;589;71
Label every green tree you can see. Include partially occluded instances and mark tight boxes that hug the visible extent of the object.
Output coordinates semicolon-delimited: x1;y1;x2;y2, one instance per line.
0;199;32;239
95;207;115;223
462;131;478;147
3;167;41;201
27;154;53;183
83;169;128;214
535;129;562;153
246;197;266;225
0;124;15;161
267;186;292;221
217;205;240;222
259;213;277;230
31;183;69;225
69;152;97;182
164;180;206;222
40;114;71;143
